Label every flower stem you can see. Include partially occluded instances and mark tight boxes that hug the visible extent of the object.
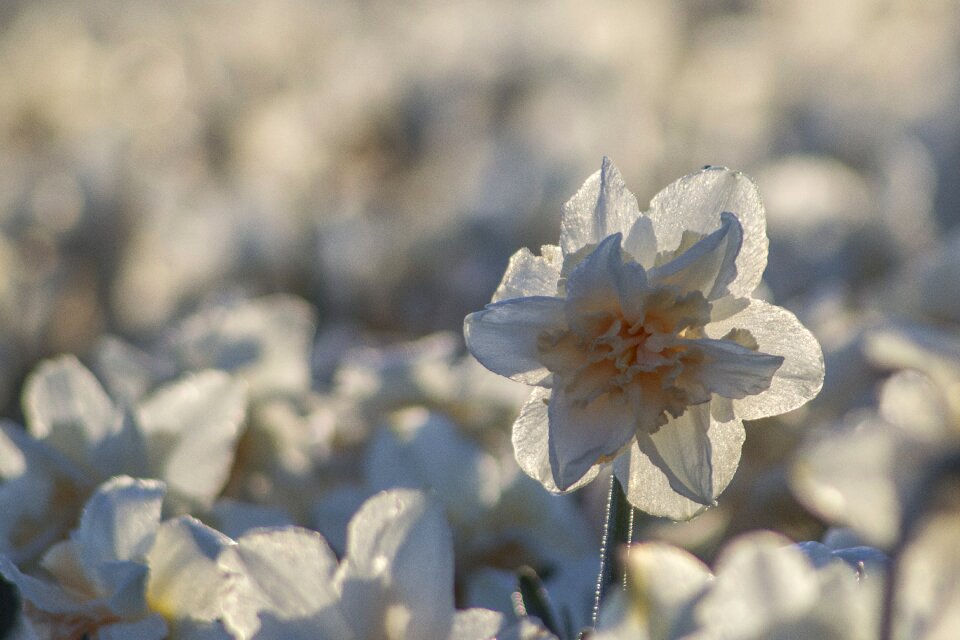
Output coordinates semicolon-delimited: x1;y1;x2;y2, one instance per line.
591;473;634;627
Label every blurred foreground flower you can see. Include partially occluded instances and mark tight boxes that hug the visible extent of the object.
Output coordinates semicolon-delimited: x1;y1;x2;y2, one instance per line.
3;479;522;640
594;532;884;640
225;487;515;640
0;476;235;639
0;356;246;567
465;159;824;519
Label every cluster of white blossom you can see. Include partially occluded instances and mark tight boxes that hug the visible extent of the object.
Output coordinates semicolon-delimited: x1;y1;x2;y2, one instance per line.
0;295;572;638
1;156;958;639
3;2;960;639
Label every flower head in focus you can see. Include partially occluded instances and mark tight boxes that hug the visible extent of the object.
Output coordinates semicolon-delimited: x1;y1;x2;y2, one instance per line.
465;158;824;519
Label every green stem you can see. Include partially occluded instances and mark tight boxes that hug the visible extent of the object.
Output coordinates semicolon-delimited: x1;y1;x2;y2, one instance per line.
591;473;634;627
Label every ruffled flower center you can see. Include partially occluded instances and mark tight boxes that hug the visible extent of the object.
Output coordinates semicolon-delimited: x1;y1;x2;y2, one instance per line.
537;284;719;433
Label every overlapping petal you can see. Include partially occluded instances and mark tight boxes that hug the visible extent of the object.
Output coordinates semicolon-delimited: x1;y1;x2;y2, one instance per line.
791;415;917;549
23;355;123;472
547;386;641;491
706;299;824;420
73;476;164;569
615;399;745;520
70;476;164;616
464;296;566;385
679;338;784;401
512;387;602;494
135;371;247;508
492;245;563;303
561;158;652;265
337;488;455;640
222;526;351;639
646;167;767;298
145;516;237;630
564;234;627;329
648;211;742;301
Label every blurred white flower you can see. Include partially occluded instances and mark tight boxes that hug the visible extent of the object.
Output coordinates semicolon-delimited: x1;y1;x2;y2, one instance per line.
0;476;238;640
594;532;882;640
0;356;246;565
793;323;960;548
306;400;599;631
465;159;824;519
372;408;595;548
0;476;167;639
333;331;529;438
891;511;960;640
164;294;317;400
224;488;508;640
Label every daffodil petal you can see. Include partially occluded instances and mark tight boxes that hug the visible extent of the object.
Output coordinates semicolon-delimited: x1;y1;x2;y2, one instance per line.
620;542;711;639
635;403;714;506
68;476;164;616
616;399;745;520
492;245;563;302
564;233;625;329
145;516;235;626
511;387;602;494
791;416;908;548
136;371;247;509
646;167;767;299
694;532;819;638
464;297;566;385
560;157;644;257
23;355;122;471
681;338;783;400
222;526;351;639
547;387;638;491
649;211;743;301
73;476;165;568
337;489;454;640
706;299;824;420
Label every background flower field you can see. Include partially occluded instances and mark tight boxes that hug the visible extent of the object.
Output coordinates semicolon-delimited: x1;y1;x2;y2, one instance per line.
1;1;959;638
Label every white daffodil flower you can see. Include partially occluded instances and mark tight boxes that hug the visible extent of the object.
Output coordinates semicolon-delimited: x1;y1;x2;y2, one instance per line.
0;356;246;566
0;476;168;638
165;294;317;400
223;488;508;640
1;475;241;639
594;532;882;640
465;159;824;519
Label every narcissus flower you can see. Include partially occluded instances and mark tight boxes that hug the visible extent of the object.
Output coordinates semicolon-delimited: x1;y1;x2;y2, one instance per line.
593;533;883;640
0;476;237;640
465;159;824;519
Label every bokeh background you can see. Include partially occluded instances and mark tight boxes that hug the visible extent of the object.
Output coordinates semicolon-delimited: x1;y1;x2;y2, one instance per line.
2;0;960;554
